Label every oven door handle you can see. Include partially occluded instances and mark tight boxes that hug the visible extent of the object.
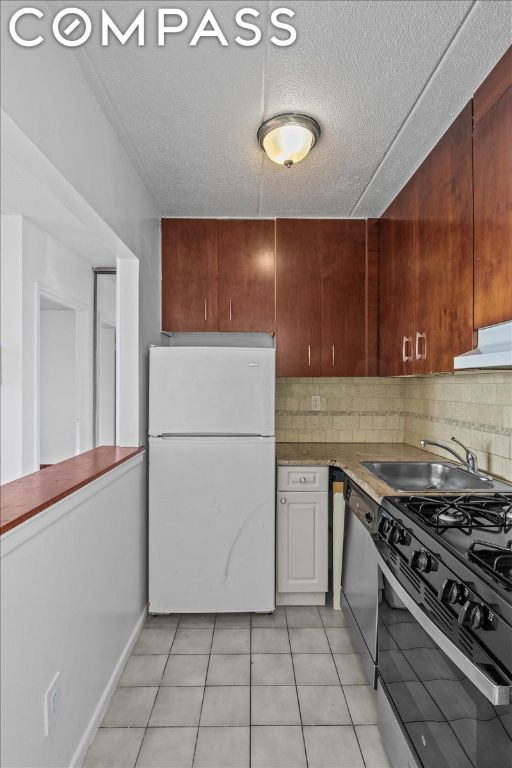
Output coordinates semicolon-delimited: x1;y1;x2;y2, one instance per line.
377;552;512;706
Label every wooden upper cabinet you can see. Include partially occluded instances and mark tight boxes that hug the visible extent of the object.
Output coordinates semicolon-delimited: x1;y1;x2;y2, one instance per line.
162;219;276;333
218;220;275;332
473;79;512;327
414;103;474;373
379;178;418;376
276;220;322;376
365;219;380;377
320;220;367;376
473;46;512;125
379;103;475;375
276;219;374;377
161;219;218;332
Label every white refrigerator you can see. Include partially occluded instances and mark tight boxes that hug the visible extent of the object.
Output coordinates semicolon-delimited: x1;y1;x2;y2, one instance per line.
148;335;275;614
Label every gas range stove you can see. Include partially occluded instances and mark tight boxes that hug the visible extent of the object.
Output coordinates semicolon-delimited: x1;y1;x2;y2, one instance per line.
388;493;512;592
394;493;512;535
378;492;512;705
372;488;512;767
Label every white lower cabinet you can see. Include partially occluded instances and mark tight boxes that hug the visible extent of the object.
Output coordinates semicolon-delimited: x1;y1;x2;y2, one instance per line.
276;466;328;606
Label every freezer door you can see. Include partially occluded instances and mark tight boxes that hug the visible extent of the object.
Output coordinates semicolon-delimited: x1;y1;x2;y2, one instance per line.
149;436;275;613
149;346;275;436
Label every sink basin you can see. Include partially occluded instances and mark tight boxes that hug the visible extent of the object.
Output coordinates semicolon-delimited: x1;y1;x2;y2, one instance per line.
361;461;512;493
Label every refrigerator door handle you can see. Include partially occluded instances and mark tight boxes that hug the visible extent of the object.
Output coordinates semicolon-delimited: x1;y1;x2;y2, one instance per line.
153;433;273;439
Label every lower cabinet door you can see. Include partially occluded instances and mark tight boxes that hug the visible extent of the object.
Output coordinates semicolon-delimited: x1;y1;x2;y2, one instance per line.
277;491;327;593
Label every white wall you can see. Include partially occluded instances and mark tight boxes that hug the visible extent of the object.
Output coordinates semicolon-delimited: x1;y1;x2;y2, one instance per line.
0;454;146;768
98;323;116;445
116;257;141;446
0;215;23;483
0;217;95;477
1;0;162;443
96;274;116;325
1;7;160;762
40;309;77;465
96;274;116;446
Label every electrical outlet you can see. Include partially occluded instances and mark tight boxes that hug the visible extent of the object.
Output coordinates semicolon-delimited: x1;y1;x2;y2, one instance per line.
43;672;60;737
311;395;321;411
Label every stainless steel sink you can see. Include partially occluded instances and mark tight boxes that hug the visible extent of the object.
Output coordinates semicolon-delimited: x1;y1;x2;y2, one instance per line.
361;461;512;493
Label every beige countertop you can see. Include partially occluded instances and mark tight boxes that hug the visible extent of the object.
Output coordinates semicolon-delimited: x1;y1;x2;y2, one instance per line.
276;442;443;503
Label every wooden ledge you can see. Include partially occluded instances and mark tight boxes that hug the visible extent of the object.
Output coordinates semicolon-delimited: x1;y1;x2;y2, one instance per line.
0;446;144;536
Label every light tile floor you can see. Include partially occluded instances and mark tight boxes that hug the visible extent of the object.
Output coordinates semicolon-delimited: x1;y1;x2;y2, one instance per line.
84;606;390;768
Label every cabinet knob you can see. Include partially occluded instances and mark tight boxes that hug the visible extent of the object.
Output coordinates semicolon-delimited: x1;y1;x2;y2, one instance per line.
280;497;287;504
300;476;306;483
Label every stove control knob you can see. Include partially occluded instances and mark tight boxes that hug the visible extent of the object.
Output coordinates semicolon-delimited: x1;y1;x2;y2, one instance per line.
391;525;407;545
440;579;465;606
380;518;393;537
410;550;433;573
459;601;485;631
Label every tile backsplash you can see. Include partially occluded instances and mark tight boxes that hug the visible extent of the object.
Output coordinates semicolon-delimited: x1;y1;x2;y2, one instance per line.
276;377;405;444
403;372;512;481
276;371;512;481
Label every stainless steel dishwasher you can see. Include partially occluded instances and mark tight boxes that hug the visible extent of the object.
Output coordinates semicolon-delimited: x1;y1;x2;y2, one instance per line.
341;479;380;687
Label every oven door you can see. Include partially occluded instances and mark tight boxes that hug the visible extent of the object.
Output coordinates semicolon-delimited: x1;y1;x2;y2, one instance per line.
377;554;512;768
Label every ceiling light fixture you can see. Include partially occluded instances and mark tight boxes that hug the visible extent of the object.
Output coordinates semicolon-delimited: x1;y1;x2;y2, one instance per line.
257;113;321;168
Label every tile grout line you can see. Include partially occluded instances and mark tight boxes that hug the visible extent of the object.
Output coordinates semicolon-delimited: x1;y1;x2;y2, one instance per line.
249;613;253;767
320;609;367;768
93;609;377;767
286;607;309;768
191;616;216;766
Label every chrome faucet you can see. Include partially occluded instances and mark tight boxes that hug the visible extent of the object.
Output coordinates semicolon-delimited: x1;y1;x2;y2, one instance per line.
420;436;491;481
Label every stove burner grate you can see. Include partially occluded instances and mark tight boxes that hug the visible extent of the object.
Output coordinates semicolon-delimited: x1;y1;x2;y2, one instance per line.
397;493;512;535
468;540;512;589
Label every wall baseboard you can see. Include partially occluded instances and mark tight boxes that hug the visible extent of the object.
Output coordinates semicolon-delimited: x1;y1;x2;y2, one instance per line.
276;592;326;606
70;606;147;768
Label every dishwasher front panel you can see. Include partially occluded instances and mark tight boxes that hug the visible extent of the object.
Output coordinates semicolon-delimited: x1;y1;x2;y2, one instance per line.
341;484;379;687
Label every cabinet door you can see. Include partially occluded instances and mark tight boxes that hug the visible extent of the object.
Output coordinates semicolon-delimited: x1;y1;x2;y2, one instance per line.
218;220;275;332
277;491;327;594
161;219;218;332
378;180;417;376
414;103;474;373
365;219;380;377
276;220;321;376
474;87;512;328
320;220;367;375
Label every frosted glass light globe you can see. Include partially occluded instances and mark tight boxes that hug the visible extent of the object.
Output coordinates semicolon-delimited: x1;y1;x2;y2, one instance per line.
258;114;321;168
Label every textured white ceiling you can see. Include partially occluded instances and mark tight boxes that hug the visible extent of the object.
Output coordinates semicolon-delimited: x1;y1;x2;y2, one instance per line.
73;0;511;217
